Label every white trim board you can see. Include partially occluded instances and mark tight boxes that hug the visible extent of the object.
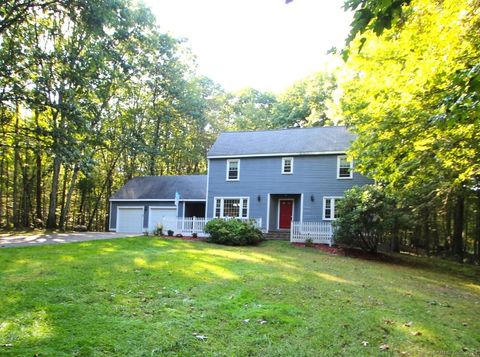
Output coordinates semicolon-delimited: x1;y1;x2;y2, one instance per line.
266;194;271;233
208;151;346;159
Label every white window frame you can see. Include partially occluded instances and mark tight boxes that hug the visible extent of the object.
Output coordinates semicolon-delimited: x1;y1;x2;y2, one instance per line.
337;155;353;179
213;197;249;218
322;196;343;221
226;159;240;181
281;157;294;174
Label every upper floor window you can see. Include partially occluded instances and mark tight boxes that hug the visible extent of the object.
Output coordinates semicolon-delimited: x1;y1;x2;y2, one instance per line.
323;197;342;220
337;155;353;179
226;159;240;181
282;157;293;174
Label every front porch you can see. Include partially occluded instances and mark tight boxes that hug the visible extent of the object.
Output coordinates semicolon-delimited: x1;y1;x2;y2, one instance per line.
267;193;302;232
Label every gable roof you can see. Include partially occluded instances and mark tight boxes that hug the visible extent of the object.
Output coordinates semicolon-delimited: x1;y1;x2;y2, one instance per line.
111;175;206;200
207;126;354;158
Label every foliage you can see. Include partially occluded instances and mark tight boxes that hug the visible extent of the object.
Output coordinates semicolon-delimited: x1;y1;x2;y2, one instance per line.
0;238;479;355
204;218;264;246
334;185;395;252
340;0;480;260
167;230;174;236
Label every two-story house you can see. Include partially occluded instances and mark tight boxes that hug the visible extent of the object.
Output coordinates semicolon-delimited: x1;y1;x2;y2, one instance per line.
109;126;372;238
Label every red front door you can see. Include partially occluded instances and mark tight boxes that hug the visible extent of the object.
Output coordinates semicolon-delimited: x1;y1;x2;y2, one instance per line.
279;200;293;229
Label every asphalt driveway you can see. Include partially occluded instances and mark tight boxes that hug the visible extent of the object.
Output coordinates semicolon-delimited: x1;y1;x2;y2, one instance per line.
0;232;139;248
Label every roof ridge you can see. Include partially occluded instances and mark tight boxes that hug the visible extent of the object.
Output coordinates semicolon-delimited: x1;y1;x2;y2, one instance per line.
219;125;346;135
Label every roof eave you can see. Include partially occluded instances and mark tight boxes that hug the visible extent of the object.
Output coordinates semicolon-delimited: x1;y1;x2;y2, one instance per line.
207;150;347;159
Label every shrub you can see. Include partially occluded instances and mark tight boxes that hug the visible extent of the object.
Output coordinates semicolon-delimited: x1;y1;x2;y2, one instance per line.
175;233;183;238
167;230;174;236
204;218;264;246
333;184;395;253
192;232;198;238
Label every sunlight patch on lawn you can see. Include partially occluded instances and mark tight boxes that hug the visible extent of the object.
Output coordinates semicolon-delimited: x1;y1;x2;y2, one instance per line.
464;283;480;293
134;257;148;267
191;261;239;280
0;310;53;344
60;255;75;262
314;272;351;284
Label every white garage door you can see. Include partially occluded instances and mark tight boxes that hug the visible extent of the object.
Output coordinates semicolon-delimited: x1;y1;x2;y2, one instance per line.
149;208;177;233
117;207;144;233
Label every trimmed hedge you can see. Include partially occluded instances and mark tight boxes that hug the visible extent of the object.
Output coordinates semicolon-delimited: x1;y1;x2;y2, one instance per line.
204;218;264;246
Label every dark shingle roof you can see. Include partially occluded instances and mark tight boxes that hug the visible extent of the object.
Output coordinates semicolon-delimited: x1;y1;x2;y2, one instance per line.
111;175;206;200
207;126;354;157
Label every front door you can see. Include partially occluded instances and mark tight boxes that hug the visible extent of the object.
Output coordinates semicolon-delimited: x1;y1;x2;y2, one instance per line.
278;199;293;229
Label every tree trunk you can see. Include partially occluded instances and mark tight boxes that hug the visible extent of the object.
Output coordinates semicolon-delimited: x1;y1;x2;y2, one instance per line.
46;156;61;229
35;111;43;222
474;188;480;262
12;103;20;228
59;165;79;230
58;167;69;229
453;193;464;261
422;207;430;255
21;147;31;228
391;215;400;253
0;151;4;227
104;175;112;231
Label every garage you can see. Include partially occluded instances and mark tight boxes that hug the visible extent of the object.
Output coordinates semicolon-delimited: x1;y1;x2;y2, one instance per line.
117;207;144;233
148;207;177;233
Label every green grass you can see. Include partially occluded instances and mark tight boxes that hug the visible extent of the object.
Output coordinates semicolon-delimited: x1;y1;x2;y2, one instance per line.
0;238;479;356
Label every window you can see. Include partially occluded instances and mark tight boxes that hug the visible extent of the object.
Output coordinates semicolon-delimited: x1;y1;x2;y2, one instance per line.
226;159;240;181
214;197;249;218
282;157;293;174
323;197;342;220
337;155;353;179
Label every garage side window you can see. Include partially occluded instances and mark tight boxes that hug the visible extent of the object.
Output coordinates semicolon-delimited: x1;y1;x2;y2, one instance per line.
214;197;249;218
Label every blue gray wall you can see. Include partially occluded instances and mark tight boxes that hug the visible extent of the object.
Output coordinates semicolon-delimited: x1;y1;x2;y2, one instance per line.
207;155;373;230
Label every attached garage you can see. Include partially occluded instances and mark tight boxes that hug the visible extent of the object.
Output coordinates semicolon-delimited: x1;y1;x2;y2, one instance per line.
117;207;144;233
109;175;207;234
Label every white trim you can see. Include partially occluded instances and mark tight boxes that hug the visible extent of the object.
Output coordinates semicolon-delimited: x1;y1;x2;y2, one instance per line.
277;198;294;230
208;151;346;159
205;158;210;218
182;201;186;220
109;199;206;202
109;201;114;230
213;196;249;218
322;196;343;221
116;206;145;232
226;159;240;181
281;157;294;174
337;155;353;179
300;194;304;223
148;206;178;233
266;194;271;233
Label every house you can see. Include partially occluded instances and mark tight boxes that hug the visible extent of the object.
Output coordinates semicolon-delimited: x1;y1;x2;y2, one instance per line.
109;126;372;240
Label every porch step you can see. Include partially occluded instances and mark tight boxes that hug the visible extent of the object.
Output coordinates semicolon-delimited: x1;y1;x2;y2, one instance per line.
264;231;290;240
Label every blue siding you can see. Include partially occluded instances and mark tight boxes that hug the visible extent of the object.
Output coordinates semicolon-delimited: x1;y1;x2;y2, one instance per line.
207;154;372;230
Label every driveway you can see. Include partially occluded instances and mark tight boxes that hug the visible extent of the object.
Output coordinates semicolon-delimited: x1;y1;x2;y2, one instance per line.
0;232;139;248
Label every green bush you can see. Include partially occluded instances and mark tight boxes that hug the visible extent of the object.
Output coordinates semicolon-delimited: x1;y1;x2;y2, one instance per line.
204;218;264;246
333;184;395;253
153;224;163;236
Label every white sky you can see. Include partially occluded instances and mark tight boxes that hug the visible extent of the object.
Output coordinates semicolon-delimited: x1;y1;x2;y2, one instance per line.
142;0;352;93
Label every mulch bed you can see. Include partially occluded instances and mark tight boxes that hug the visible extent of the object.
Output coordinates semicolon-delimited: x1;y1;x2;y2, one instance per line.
291;243;391;261
154;235;202;241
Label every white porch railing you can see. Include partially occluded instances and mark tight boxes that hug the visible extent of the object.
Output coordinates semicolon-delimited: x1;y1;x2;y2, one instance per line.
152;217;263;236
290;221;333;246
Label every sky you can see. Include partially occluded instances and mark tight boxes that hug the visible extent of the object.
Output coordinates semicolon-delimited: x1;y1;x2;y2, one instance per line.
142;0;352;93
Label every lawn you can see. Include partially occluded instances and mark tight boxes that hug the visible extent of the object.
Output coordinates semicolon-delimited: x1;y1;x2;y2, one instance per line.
0;238;479;356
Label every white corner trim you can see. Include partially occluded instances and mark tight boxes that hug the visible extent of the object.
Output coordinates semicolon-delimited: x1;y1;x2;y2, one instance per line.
205;158;210;218
266;194;271;233
300;193;304;223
